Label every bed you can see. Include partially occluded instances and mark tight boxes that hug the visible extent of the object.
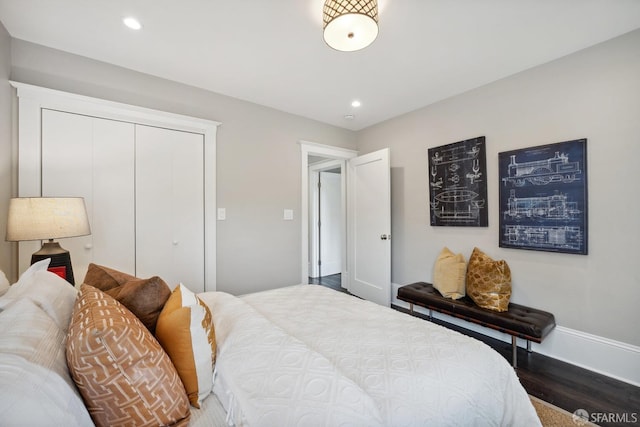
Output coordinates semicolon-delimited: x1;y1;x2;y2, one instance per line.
195;284;541;427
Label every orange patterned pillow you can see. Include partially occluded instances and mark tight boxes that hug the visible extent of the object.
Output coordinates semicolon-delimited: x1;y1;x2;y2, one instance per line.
466;247;512;312
66;285;190;427
156;284;216;408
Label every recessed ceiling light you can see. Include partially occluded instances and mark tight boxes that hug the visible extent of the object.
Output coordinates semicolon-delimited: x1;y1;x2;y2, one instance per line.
123;17;142;30
351;100;361;108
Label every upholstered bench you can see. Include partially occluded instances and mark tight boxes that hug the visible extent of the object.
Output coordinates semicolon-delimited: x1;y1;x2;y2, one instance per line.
397;282;556;368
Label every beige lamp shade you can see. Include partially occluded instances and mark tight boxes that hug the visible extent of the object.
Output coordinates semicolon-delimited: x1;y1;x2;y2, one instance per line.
323;0;379;52
6;197;91;242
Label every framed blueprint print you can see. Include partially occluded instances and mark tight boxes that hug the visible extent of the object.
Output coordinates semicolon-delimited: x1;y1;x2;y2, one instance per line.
499;138;588;254
428;136;487;227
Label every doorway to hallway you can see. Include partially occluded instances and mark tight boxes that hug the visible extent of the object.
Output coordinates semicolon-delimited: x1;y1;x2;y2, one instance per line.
309;162;343;281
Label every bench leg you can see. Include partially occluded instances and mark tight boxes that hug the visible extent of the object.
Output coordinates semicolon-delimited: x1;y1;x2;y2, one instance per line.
511;336;517;369
409;303;414;314
428;309;432;320
527;340;532;353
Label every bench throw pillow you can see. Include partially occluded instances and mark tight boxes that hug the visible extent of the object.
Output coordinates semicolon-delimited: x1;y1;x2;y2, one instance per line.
433;247;467;299
83;263;171;334
156;284;216;409
66;284;191;427
466;247;512;312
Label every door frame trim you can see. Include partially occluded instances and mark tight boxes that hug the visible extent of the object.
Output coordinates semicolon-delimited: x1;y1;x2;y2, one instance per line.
299;141;357;286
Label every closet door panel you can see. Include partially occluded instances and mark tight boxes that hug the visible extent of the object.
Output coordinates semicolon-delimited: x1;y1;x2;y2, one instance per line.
135;125;204;292
171;131;205;291
91;118;136;275
41;109;135;284
41;110;93;282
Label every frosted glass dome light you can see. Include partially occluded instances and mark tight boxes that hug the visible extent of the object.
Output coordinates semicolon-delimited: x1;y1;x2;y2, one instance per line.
323;0;379;52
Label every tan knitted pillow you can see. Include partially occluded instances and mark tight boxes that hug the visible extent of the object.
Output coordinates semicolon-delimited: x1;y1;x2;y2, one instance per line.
66;285;191;427
433;247;467;300
466;247;511;312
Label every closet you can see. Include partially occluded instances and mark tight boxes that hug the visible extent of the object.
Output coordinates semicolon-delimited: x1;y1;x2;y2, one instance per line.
14;83;219;293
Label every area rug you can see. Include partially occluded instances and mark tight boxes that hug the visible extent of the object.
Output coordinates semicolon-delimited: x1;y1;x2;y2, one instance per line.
531;395;598;427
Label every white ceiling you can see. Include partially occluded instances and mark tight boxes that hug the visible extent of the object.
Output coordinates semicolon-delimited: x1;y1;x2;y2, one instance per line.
1;0;639;131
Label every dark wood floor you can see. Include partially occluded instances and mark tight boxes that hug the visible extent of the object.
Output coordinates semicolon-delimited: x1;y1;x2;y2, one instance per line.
310;274;640;427
308;273;343;290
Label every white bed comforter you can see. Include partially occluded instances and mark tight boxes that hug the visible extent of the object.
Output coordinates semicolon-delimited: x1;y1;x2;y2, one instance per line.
199;285;541;427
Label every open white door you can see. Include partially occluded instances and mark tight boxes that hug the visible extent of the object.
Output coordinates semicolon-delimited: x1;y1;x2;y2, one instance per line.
347;148;391;306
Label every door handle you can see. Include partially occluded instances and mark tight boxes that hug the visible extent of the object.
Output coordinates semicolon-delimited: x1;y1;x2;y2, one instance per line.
380;234;390;240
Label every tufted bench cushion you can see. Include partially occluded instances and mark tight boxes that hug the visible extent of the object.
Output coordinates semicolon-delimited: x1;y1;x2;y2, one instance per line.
397;282;556;367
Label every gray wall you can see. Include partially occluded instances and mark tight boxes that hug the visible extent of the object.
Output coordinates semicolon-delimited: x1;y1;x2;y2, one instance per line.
5;28;640;348
356;29;640;346
0;22;12;280
8;39;357;294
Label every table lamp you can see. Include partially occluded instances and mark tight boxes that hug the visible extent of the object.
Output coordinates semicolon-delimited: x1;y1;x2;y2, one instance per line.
5;197;91;285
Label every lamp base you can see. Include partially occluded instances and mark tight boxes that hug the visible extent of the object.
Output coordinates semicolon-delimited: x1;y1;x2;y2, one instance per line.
31;241;75;285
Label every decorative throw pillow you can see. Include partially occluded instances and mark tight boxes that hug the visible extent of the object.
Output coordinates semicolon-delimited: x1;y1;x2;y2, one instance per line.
433;247;467;299
466;247;512;312
12;258;51;284
0;261;78;332
104;276;171;334
83;263;136;291
66;285;191;427
156;284;216;409
83;263;171;333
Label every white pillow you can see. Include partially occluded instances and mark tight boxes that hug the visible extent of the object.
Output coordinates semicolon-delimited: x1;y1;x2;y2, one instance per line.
0;298;93;426
0;258;51;297
0;259;77;332
15;258;51;283
0;269;9;297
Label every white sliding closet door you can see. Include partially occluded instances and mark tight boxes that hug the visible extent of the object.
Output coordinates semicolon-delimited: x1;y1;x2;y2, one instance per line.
135;125;205;293
41;109;136;283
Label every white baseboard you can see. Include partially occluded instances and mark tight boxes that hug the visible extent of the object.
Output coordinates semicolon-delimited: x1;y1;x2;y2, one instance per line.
392;283;640;387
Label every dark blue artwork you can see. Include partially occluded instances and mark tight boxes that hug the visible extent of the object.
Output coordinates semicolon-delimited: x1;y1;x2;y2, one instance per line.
428;136;488;227
499;139;588;254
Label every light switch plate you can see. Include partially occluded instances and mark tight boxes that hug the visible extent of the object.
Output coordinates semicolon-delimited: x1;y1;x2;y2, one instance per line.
217;208;226;220
283;209;294;220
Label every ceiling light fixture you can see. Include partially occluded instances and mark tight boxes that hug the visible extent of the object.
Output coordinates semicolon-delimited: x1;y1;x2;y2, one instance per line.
323;0;379;52
123;17;142;30
351;100;362;108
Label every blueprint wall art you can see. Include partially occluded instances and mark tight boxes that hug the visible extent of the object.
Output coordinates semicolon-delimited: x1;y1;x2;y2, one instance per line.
498;138;588;255
428;136;488;227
